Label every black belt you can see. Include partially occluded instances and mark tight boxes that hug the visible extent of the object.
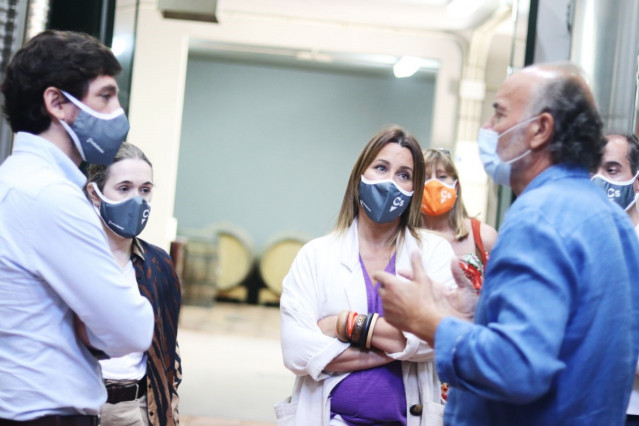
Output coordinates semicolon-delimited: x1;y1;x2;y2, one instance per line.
0;415;98;426
105;376;147;404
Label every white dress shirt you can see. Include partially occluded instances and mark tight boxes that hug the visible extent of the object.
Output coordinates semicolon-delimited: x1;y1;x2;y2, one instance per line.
100;261;147;380
0;132;154;420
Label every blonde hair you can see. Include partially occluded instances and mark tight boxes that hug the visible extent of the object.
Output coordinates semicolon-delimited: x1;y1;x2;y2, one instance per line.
86;142;153;191
423;148;470;240
335;126;425;247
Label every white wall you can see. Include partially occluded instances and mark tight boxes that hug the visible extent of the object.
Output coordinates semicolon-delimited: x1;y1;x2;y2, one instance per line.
176;55;437;249
127;0;465;249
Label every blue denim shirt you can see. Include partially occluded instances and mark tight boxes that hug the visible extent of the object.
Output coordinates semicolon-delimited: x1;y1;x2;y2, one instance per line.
436;164;639;425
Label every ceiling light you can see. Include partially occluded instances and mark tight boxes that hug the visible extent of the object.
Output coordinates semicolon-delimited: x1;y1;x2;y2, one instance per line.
393;56;422;78
393;56;439;78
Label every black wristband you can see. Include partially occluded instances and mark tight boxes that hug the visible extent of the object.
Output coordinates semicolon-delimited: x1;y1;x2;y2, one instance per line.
359;313;375;348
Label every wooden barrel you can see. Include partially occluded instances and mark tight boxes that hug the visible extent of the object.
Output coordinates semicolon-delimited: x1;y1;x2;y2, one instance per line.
215;227;254;292
259;234;308;296
181;238;218;307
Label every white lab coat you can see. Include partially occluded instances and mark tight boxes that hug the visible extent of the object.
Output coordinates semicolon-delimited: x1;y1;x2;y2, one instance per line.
276;220;455;425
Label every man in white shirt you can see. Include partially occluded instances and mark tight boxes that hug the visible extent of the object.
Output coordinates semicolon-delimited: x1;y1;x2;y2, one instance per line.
0;31;154;425
593;133;639;425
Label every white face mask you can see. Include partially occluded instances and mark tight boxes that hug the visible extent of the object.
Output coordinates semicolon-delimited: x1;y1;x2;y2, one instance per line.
478;116;540;187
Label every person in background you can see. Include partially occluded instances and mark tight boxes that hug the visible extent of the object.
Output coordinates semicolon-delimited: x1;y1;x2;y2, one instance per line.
276;126;476;425
376;63;639;425
591;133;639;425
592;133;639;234
420;148;497;293
0;31;153;425
85;143;182;426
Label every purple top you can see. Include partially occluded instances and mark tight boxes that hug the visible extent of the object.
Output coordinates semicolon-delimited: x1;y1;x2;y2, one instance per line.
329;253;407;425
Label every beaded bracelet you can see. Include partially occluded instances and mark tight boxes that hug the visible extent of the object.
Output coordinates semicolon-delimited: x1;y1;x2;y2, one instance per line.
337;311;380;349
350;314;367;347
346;311;358;340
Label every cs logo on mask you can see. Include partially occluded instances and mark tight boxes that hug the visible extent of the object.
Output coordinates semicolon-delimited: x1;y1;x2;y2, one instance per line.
607;188;621;199
141;209;150;225
440;190;452;204
390;197;405;212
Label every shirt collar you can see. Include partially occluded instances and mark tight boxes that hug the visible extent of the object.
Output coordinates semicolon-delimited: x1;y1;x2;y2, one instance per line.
131;237;146;261
521;164;589;196
12;132;87;189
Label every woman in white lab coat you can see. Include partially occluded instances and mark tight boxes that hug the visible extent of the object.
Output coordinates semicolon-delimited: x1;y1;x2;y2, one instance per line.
277;126;475;426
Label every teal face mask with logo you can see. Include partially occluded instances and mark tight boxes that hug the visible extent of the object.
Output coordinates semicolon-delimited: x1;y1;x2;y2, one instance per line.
358;175;413;223
591;172;639;211
59;90;130;165
91;183;151;238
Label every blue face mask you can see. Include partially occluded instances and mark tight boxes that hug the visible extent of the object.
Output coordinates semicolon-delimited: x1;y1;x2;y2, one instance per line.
478;116;539;187
591;172;639;211
59;90;130;165
91;183;151;238
358;175;413;223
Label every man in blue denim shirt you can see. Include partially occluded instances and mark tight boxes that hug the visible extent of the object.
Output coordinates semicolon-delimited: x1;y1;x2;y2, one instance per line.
376;63;639;425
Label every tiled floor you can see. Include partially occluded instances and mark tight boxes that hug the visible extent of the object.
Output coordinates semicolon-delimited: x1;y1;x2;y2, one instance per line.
177;303;294;426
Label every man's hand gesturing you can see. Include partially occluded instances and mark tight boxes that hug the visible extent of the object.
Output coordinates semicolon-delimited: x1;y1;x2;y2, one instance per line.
374;251;477;345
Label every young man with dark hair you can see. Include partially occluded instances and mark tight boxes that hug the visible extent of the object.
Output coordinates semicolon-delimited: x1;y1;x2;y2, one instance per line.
592;133;639;425
592;133;639;231
0;31;154;425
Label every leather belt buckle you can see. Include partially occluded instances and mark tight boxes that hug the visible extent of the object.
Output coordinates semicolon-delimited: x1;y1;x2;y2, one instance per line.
105;376;147;404
133;382;140;400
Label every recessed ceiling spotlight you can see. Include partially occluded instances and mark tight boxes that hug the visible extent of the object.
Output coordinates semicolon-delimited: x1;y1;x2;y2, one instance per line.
393;56;439;78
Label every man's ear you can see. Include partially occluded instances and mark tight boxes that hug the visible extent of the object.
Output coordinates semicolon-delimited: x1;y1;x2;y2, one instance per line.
43;87;72;121
529;112;554;150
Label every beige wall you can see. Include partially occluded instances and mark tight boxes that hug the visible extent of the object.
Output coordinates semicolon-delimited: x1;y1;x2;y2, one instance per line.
128;0;468;249
127;0;519;248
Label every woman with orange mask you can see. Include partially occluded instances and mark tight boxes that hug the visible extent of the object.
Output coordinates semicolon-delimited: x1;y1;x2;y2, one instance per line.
421;148;498;294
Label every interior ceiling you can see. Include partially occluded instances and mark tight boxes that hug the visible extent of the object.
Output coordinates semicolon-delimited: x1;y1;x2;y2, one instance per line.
189;40;440;76
217;0;510;32
190;0;526;72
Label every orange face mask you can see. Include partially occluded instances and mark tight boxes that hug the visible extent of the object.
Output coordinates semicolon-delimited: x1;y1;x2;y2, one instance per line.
421;179;457;216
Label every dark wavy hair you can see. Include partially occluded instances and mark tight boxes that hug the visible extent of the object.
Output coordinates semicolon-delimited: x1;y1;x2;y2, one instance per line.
624;134;639;174
529;63;606;172
604;133;639;175
525;63;605;172
1;30;121;134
